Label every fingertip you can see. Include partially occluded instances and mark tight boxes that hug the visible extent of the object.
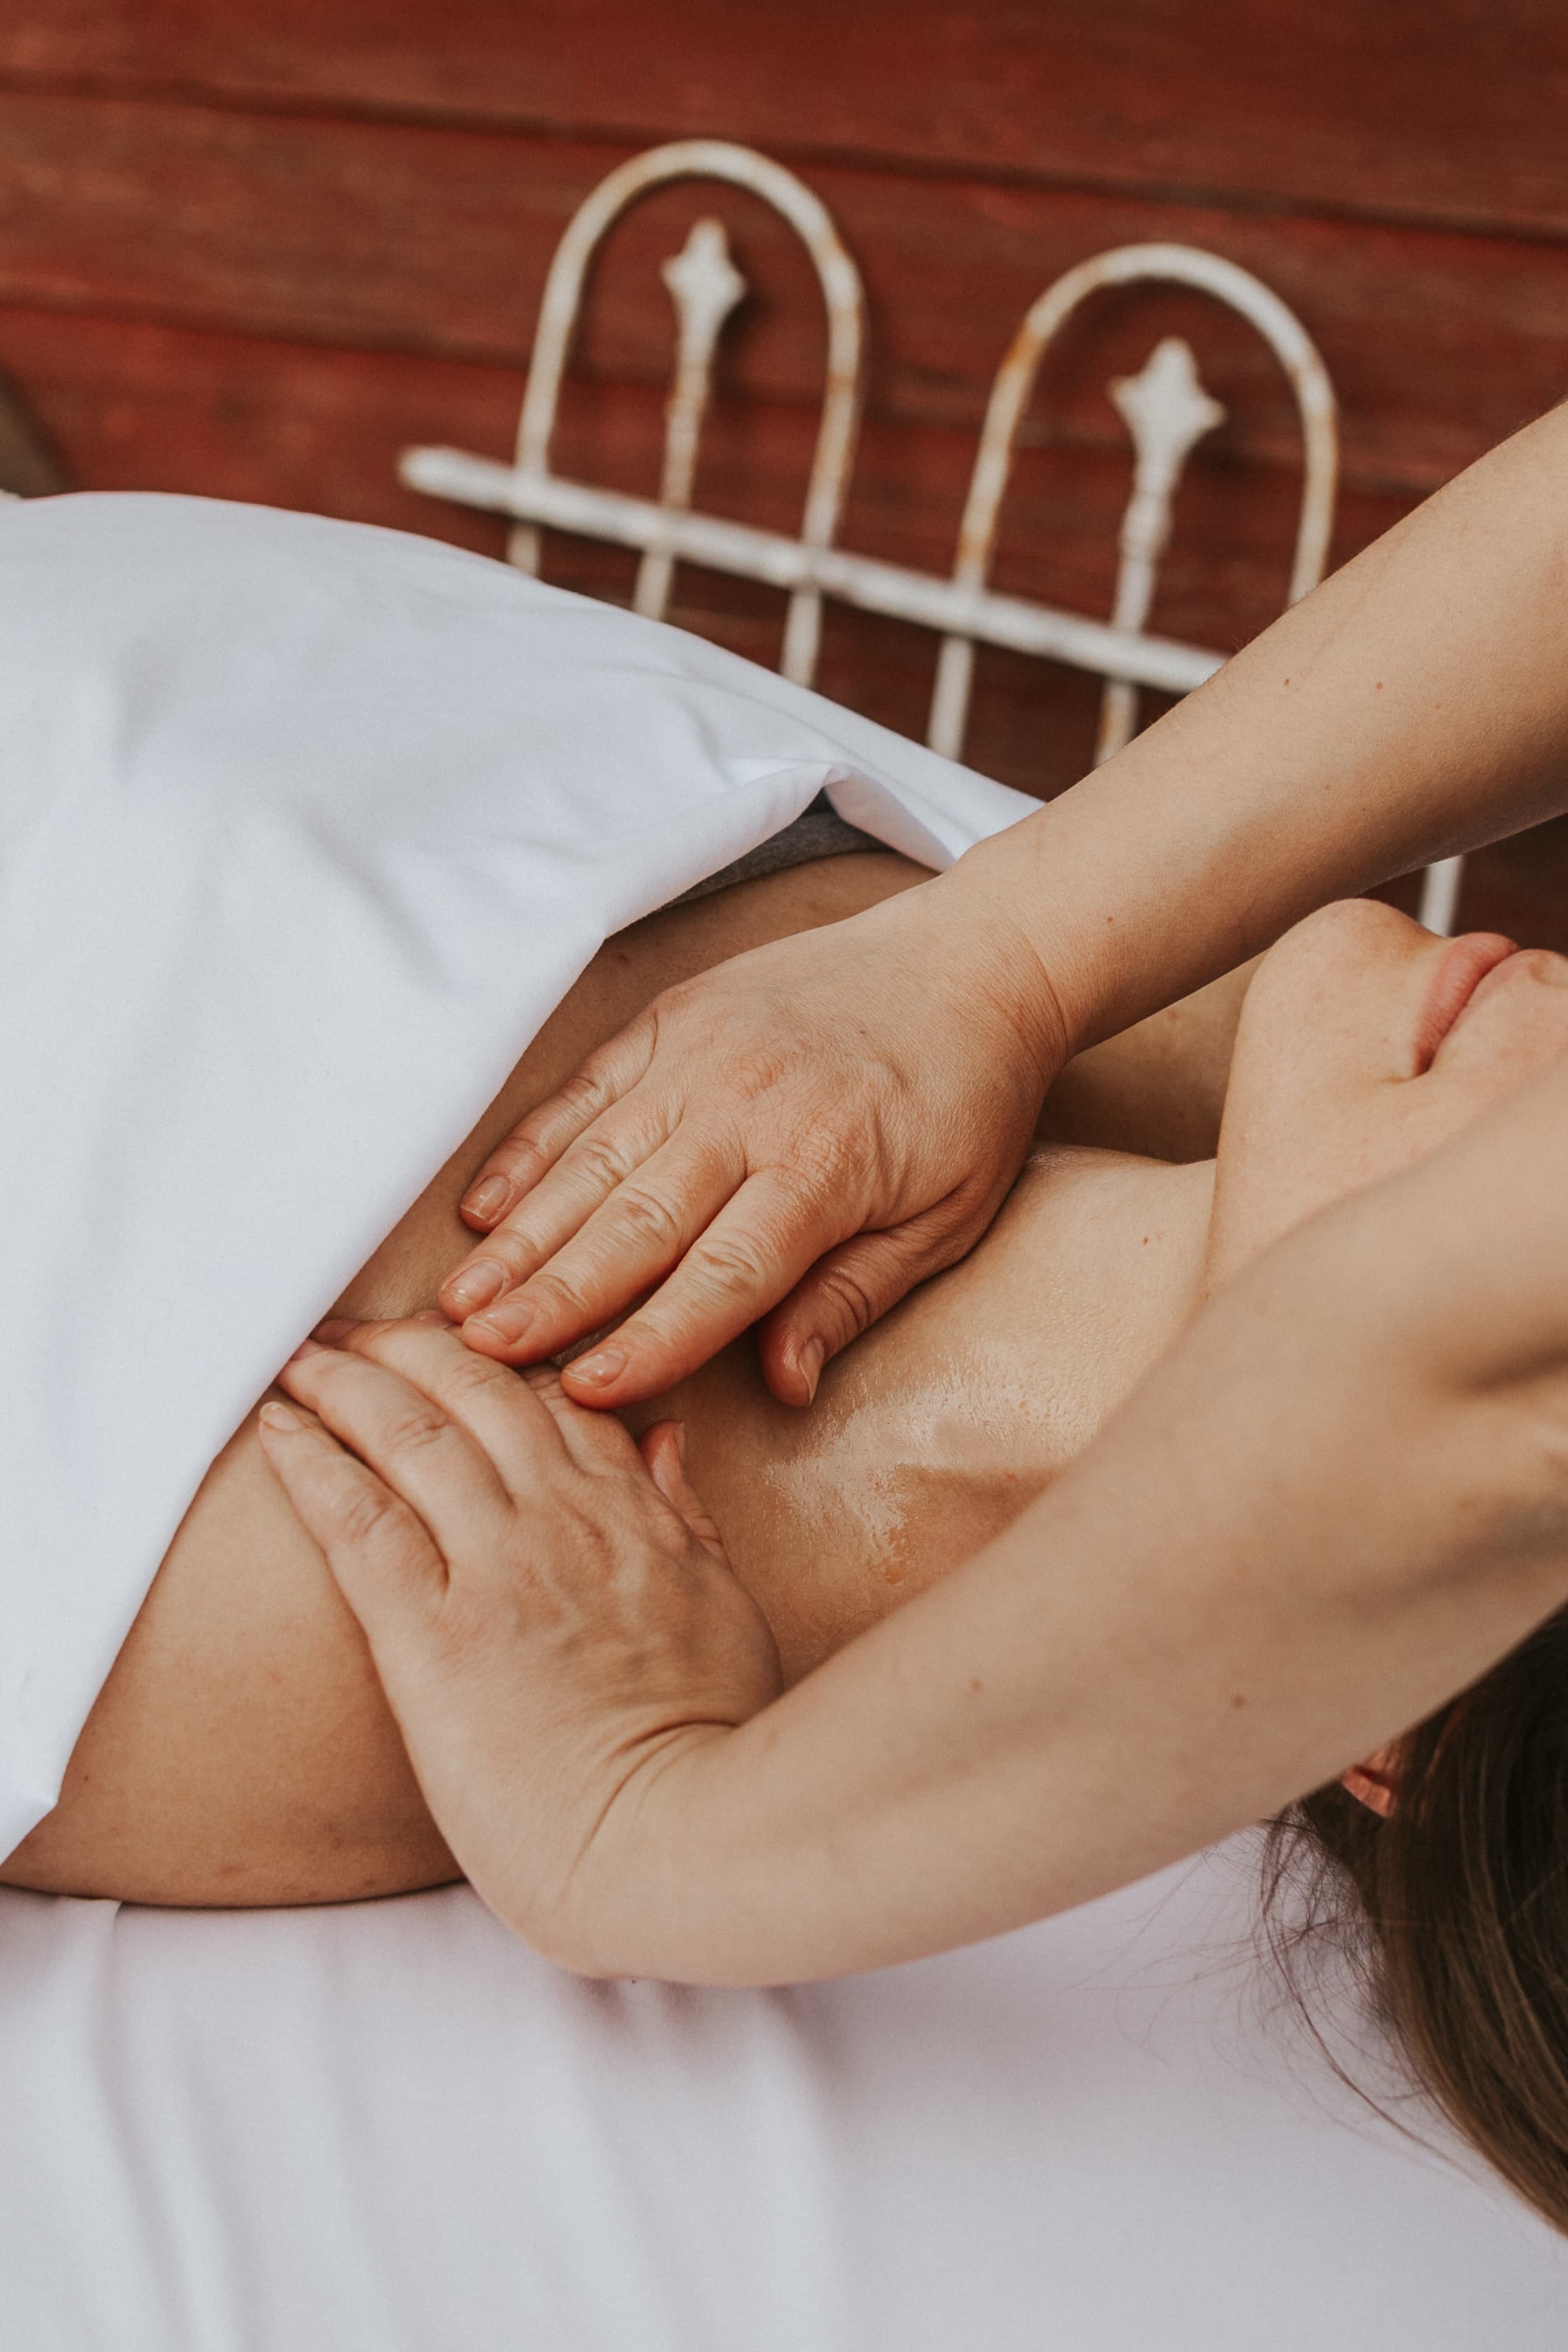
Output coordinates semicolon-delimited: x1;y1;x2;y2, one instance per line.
442;1260;507;1316
559;1354;643;1411
762;1330;825;1408
797;1336;825;1404
764;1362;808;1409
637;1416;685;1466
559;1345;625;1394
460;1175;514;1228
259;1399;303;1434
636;1419;687;1506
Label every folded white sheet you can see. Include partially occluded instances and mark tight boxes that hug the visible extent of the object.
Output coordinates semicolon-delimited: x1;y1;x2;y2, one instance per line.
0;492;1035;1854
4;1842;1564;2349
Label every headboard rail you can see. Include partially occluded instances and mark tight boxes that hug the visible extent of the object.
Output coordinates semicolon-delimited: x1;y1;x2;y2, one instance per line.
398;141;1462;932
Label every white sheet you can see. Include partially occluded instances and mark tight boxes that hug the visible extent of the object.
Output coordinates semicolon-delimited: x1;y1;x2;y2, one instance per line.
4;1840;1564;2348
6;495;1566;2336
0;490;1034;1854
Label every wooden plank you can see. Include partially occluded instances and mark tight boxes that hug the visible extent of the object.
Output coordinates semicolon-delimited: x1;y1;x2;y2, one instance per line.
0;306;512;554
4;2;1568;241
1;97;1565;506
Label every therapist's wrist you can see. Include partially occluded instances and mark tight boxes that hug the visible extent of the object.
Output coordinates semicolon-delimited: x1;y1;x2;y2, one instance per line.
931;837;1078;1084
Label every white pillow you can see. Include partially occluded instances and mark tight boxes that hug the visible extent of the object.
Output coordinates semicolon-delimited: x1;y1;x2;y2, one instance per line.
0;492;1034;1851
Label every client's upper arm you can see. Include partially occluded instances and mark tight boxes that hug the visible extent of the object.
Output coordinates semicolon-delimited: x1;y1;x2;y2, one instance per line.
1;1404;456;1905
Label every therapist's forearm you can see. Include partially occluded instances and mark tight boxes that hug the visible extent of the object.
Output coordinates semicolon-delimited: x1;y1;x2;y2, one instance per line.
559;1119;1568;1985
944;401;1568;1056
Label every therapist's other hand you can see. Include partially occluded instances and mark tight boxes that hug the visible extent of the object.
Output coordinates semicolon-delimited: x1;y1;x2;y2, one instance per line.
259;1317;781;1963
440;878;1065;1409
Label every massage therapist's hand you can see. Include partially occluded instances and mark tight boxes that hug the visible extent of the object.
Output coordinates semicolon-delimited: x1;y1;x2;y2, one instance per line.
258;1065;1568;1987
441;872;1066;1410
257;1317;781;1961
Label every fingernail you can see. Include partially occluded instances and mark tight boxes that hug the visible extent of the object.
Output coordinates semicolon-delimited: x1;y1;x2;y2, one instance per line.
445;1262;505;1313
566;1347;624;1389
288;1338;325;1362
799;1338;825;1404
260;1401;302;1432
469;1300;536;1347
462;1177;512;1224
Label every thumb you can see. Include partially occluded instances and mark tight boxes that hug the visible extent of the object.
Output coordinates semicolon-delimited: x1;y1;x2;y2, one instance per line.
758;1208;983;1406
637;1421;727;1559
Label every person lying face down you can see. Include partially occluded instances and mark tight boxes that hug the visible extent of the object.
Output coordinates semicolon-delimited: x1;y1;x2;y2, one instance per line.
11;839;1568;2234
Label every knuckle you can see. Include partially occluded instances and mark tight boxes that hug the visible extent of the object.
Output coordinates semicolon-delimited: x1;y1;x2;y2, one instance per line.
790;1115;866;1194
512;1266;579;1322
551;1022;653;1121
687;1232;768;1306
815;1261;880;1337
480;1228;542;1284
381;1402;453;1460
486;1124;554;1182
564;1129;638;1196
608;1182;682;1253
332;1480;407;1554
594;1007;658;1084
554;1064;615;1126
437;1350;514;1408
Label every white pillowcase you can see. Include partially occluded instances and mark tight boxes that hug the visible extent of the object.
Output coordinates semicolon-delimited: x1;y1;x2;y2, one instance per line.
0;491;1034;1854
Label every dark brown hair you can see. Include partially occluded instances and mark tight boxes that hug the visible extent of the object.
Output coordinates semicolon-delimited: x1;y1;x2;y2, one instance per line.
1264;1604;1568;2234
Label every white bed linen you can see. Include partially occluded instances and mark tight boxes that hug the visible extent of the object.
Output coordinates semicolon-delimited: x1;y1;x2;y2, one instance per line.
7;493;1566;2340
4;1840;1564;2349
0;491;1032;1854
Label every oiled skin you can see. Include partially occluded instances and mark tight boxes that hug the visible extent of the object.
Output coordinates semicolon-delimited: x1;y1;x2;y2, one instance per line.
2;850;1233;1907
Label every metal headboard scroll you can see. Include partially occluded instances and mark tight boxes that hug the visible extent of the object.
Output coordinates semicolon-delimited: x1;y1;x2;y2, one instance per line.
491;141;865;691
925;245;1337;769
400;143;1464;934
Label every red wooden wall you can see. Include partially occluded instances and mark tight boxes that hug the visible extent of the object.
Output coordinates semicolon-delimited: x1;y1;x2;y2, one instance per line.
5;3;1568;935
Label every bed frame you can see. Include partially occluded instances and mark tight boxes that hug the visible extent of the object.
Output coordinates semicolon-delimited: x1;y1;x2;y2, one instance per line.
398;139;1462;934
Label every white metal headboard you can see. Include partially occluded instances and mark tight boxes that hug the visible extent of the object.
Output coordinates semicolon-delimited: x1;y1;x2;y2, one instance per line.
400;140;1462;934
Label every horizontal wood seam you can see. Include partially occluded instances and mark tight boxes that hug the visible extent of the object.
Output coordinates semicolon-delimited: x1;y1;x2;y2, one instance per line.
3;65;1567;255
